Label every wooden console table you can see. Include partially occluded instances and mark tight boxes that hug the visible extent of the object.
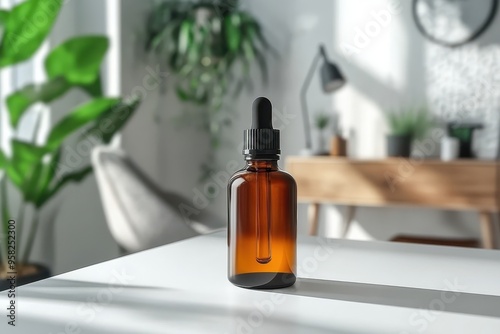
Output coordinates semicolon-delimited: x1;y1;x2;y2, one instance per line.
286;157;500;249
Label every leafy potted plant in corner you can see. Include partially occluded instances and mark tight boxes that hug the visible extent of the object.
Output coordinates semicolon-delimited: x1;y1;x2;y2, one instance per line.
0;0;140;289
145;0;273;180
385;107;433;157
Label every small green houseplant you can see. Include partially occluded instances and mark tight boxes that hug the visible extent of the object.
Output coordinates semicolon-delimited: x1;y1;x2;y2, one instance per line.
0;0;140;286
385;106;433;157
146;0;273;180
314;112;330;155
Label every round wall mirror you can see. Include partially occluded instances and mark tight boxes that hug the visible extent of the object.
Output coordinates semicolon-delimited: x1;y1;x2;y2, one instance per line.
413;0;498;47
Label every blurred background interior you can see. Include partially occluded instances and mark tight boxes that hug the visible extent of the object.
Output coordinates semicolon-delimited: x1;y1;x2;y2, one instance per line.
1;0;500;281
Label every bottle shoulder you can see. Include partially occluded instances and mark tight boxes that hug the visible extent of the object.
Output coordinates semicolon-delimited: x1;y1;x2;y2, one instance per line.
228;167;248;183
276;169;297;184
228;168;296;186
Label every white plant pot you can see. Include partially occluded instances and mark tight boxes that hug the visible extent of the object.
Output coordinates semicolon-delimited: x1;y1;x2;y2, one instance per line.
441;137;460;161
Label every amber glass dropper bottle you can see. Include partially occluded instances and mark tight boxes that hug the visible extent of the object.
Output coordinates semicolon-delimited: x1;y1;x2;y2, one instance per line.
228;97;297;289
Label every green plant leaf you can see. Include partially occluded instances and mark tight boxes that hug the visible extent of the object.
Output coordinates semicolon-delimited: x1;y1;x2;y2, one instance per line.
6;34;108;127
146;2;173;49
6;77;69;127
0;9;8;23
0;10;8;37
176;86;191;101
178;19;193;55
10;140;48;180
81;97;141;144
0;0;62;68
186;36;200;66
46;97;119;150
79;75;103;97
8;146;60;207
6;76;104;128
315;113;330;130
23;158;45;203
225;13;241;52
0;149;6;169
38;165;92;207
5;140;89;207
241;39;255;63
7;140;49;200
146;1;193;53
45;35;109;85
386;106;432;139
150;19;180;53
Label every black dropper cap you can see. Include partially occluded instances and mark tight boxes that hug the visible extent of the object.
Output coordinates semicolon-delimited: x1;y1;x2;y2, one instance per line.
243;97;281;160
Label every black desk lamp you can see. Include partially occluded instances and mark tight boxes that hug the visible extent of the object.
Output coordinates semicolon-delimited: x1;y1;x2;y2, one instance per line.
300;45;346;155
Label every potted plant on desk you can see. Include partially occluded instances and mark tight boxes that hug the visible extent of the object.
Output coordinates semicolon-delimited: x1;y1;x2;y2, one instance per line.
0;0;140;289
386;107;433;157
313;112;330;155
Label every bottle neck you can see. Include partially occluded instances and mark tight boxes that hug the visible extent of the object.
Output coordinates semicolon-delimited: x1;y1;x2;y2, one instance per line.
245;160;279;171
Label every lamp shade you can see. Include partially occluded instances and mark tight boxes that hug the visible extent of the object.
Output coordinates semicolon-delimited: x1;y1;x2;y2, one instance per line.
300;44;347;153
320;60;345;93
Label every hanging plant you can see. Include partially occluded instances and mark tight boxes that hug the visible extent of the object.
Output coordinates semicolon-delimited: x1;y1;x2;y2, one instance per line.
146;0;274;180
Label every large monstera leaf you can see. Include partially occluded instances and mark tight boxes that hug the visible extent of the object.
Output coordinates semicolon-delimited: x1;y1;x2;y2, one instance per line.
6;36;109;127
3;97;140;208
0;0;63;68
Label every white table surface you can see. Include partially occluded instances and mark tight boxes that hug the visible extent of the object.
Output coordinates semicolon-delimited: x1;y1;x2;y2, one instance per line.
1;231;500;334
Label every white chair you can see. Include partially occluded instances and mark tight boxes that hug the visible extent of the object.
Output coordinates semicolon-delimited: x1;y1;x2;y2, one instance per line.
91;146;224;253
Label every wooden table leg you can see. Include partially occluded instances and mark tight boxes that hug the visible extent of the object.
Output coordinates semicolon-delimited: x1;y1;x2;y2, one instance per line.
308;203;320;236
479;211;497;249
341;206;357;238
